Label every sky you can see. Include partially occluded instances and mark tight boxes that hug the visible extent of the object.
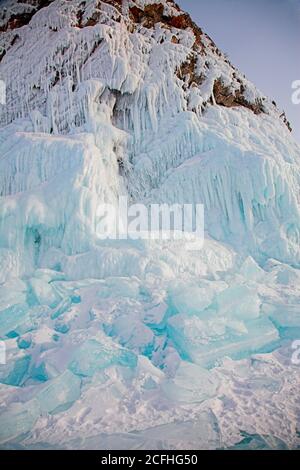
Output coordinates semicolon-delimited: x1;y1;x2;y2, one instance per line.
177;0;300;142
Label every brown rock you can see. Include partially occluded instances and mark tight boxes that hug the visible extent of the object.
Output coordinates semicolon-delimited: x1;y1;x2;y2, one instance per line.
177;55;204;88
0;49;6;63
213;79;265;115
129;4;165;28
0;1;54;32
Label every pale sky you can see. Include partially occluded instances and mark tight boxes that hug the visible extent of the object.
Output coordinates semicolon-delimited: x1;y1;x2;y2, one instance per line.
178;0;300;143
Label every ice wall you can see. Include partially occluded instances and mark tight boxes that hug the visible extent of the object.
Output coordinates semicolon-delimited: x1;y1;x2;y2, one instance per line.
0;0;299;277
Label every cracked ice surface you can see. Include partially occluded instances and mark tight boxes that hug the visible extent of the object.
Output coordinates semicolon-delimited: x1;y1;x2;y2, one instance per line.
1;252;300;449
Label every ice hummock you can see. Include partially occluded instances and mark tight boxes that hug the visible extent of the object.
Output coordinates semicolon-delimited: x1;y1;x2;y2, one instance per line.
167;314;279;368
36;370;81;414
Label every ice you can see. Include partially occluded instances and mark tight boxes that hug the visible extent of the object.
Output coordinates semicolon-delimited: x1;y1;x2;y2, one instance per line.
229;432;289;450
0;249;20;284
265;260;300;286
50;298;72;320
0;278;27;312
107;314;155;356
16;410;221;450
29;277;61;308
143;302;168;329
0;0;299;281
69;339;137;377
0;400;40;444
54;322;70;334
30;362;49;383
0;304;46;338
162;361;220;403
0;354;31;386
0;305;29;338
239;256;265;281
263;303;300;339
97;277;140;300
61;246;146;281
36;370;81;414
146;123;300;265
167;314;279;368
66;412;221;450
17;334;32;350
127;413;221;450
215;284;261;320
169;281;215;315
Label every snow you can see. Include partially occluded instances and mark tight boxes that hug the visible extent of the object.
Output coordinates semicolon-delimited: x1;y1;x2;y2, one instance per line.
0;0;300;450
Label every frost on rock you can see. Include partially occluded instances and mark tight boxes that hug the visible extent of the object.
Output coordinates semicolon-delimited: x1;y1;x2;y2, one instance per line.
0;0;300;450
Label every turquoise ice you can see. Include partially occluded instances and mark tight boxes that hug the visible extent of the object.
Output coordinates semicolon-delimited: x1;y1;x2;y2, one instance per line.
0;400;40;444
69;339;137;377
36;370;81;414
167;314;279;368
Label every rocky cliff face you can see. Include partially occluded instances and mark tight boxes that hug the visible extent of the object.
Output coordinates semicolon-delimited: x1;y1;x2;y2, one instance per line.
0;0;292;130
0;0;292;126
0;1;54;31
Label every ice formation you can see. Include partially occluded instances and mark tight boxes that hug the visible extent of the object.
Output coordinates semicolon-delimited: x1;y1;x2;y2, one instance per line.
0;0;300;450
